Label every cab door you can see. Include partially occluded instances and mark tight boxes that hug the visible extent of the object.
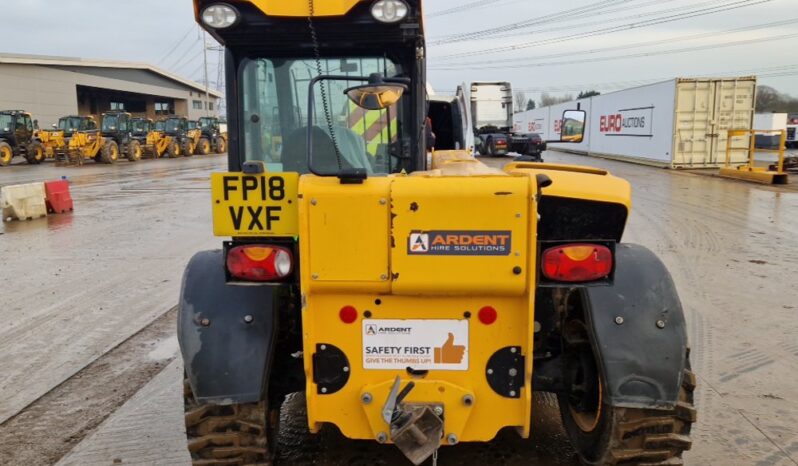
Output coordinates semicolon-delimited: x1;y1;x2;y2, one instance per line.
16;115;33;145
455;83;475;153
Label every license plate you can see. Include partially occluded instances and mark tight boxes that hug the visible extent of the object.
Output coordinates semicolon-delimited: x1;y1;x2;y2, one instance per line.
363;319;469;371
211;172;299;237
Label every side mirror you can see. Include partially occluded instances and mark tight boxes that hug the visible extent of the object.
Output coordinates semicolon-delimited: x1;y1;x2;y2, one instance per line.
51;124;58;129
559;110;586;143
345;73;407;111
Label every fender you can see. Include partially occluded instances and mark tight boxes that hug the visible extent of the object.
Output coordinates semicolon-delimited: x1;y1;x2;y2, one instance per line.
178;249;280;404
580;243;688;409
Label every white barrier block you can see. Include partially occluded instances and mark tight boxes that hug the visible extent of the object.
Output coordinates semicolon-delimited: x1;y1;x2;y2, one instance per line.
1;182;48;221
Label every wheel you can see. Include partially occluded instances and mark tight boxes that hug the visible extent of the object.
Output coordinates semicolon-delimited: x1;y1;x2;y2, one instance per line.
182;140;195;157
557;317;695;465
215;136;227;154
127;140;142;162
167;140;181;158
183;376;278;465
101;140;119;164
0;141;14;166
25;142;45;164
485;137;494;157
198;137;211;156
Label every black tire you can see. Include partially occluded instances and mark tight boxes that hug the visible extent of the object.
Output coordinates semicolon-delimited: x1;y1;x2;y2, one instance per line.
558;318;695;465
485;137;494;157
25;142;45;164
101;140;119;164
127;140;142;162
183;377;277;465
182;140;195;157
215;136;227;154
0;141;14;166
197;137;211;156
167;140;181;158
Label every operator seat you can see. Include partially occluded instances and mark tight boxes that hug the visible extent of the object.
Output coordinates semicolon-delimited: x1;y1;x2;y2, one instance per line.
281;125;372;174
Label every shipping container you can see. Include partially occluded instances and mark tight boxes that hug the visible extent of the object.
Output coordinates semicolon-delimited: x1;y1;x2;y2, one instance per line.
515;77;757;168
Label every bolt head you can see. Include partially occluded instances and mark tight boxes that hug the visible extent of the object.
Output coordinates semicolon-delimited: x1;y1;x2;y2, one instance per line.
380;274;388;281
656;320;666;329
200;318;210;327
343;366;350;372
243;315;254;323
509;368;518;377
462;394;474;406
447;433;458;445
615;316;624;325
433;406;444;416
361;392;373;404
310;199;317;205
376;432;388;443
510;347;517;353
320;344;327;350
379;198;387;205
321;387;328;393
311;273;319;280
487;368;494;375
509;390;517;397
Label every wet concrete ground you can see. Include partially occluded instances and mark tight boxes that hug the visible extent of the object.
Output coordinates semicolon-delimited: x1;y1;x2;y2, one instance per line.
2;151;798;465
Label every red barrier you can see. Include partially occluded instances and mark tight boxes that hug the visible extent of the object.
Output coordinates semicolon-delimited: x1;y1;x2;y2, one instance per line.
44;180;73;214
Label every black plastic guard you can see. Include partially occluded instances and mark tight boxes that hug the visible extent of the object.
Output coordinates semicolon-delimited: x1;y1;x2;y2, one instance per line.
581;243;687;409
178;250;278;404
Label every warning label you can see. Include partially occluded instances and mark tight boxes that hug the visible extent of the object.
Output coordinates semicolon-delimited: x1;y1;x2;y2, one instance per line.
363;319;469;371
407;230;512;256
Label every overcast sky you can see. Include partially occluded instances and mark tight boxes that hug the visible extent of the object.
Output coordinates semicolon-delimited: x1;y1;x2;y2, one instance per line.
3;0;796;104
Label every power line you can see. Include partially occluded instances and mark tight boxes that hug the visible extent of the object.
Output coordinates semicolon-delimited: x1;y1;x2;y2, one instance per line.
426;0;507;18
431;31;798;71
431;17;798;69
431;0;639;44
442;0;730;44
157;25;196;65
435;0;769;60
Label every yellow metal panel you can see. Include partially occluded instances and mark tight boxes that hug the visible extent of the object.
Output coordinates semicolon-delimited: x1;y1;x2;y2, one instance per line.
504;162;632;212
301;294;531;441
210;172;299;237
299;176;392;290
390;176;530;296
247;0;365;17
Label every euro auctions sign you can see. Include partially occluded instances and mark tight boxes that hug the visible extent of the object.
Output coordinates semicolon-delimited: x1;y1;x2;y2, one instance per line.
599;106;654;137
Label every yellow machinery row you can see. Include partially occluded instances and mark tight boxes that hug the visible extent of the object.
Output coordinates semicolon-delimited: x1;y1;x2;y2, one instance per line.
0;109;227;167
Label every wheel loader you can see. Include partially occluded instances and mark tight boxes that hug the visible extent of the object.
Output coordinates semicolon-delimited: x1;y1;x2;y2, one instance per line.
163;116;200;157
198;116;228;153
178;2;696;465
0;110;44;166
188;120;212;155
131;117;178;159
38;116;98;161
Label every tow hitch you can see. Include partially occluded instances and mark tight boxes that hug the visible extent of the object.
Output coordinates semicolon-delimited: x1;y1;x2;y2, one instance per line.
382;376;445;465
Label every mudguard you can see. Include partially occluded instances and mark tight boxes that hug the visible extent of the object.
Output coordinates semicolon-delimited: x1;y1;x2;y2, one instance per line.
580;243;687;409
178;250;278;404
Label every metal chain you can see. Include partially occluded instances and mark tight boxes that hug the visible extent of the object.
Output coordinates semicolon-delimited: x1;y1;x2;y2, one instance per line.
307;0;343;170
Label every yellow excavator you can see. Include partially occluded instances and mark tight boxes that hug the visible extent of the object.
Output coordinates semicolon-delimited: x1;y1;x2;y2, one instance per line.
178;2;695;465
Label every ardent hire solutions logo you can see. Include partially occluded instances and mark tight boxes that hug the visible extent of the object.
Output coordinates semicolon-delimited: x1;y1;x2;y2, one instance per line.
407;230;512;256
409;233;429;253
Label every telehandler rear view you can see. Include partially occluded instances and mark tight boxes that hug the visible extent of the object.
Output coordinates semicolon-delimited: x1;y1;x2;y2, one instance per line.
178;2;696;465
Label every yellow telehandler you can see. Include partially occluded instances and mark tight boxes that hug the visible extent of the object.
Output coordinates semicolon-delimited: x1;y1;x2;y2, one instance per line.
178;2;695;465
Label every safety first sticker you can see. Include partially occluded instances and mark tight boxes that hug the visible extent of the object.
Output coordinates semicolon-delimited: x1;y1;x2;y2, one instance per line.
363;319;468;371
407;230;512;256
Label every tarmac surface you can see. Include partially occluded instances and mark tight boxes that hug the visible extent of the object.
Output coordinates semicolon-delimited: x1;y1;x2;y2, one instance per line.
1;151;798;465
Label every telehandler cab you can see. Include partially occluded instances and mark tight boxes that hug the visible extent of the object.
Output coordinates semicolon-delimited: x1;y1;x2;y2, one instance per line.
131;117;178;158
0;110;44;166
64;111;141;164
179;1;695;465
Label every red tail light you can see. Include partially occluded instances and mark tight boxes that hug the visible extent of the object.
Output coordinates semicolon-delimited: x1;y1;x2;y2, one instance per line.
541;244;612;282
226;245;293;282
